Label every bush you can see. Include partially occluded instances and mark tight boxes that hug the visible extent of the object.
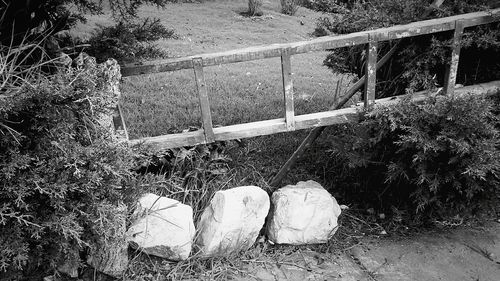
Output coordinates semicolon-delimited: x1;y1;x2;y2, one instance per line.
248;0;264;16
82;18;176;64
314;0;500;98
281;0;301;15
301;0;353;13
0;0;177;46
329;93;500;222
0;51;144;279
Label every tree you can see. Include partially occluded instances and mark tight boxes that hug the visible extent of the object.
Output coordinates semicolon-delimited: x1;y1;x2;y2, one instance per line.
0;0;176;46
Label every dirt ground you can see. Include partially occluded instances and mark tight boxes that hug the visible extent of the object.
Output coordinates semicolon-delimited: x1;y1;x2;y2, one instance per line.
235;222;500;281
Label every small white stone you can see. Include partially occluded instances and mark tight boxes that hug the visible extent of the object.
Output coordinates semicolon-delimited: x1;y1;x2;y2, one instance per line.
267;180;342;245
126;193;195;261
196;186;270;256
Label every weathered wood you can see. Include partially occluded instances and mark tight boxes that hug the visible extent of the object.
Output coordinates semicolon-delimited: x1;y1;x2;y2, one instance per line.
121;33;369;76
443;20;464;95
130;41;400;150
295;108;359;130
193;57;215;143
128;81;500;150
129;130;206;150
364;8;498;41
214;119;287;141
112;104;129;141
290;33;369;54
281;48;295;131
215;109;360;141
122;57;194;76
269;0;449;187
364;39;377;108
121;8;500;77
270;40;420;188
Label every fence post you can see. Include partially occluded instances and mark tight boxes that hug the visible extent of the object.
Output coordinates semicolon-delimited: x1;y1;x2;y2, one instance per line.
443;20;465;96
192;57;215;143
281;48;295;131
364;35;377;108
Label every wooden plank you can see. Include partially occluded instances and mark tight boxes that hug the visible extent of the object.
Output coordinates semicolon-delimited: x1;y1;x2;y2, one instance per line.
443;20;464;96
213;119;287;141
281;48;295;131
121;33;369;76
129;130;206;150
364;38;377;107
128;81;500;149
213;109;360;142
112;104;129;140
353;80;500;108
121;8;499;77
372;8;499;41
290;33;369;53
192;57;215;143
294;108;359;130
122;58;194;76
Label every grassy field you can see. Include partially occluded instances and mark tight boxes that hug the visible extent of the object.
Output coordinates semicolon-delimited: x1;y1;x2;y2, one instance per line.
77;0;354;139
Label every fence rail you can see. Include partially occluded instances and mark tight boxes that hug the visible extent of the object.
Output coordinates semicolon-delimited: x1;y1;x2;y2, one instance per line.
120;8;500;150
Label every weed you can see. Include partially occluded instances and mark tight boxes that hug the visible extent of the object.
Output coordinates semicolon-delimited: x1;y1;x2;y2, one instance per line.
248;0;264;16
281;0;301;16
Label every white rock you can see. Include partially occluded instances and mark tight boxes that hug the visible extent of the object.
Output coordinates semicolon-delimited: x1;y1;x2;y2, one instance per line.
126;193;195;260
267;180;342;245
196;186;270;256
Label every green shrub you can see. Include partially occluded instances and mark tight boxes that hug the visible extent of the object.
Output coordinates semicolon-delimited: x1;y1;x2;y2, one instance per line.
82;18;176;64
0;52;144;279
329;93;500;222
301;0;353;13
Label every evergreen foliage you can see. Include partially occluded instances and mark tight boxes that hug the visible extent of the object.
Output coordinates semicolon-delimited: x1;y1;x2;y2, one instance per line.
0;52;143;279
311;0;500;97
329;94;500;221
82;18;176;63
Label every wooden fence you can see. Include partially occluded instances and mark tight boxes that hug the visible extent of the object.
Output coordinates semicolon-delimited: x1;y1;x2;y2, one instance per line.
120;8;500;150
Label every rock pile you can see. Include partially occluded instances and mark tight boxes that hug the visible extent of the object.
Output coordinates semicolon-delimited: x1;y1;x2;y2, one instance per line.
82;181;342;279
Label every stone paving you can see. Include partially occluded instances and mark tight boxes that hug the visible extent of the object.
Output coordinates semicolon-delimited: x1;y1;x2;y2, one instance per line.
237;222;500;281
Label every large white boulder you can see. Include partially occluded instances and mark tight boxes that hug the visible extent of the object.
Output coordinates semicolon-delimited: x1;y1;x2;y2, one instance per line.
126;193;195;260
196;186;270;256
267;180;342;245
